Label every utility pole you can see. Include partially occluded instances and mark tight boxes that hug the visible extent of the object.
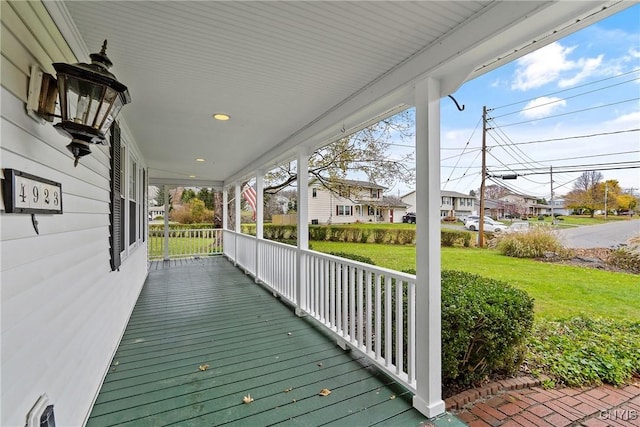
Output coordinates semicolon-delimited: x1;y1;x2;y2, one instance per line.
604;182;608;221
479;106;487;247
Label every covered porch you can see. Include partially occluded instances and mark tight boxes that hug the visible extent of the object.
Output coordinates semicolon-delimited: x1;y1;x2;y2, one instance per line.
1;2;631;426
88;256;461;426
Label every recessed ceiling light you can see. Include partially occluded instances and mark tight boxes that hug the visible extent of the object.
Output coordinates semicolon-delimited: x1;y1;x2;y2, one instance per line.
195;158;206;162
189;175;196;178
212;113;230;121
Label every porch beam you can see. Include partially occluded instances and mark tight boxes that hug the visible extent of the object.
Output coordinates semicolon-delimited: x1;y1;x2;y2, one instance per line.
413;77;445;418
296;148;310;316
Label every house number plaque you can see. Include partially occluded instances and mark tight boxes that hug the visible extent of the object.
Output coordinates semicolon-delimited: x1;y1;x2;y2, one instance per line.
2;169;63;214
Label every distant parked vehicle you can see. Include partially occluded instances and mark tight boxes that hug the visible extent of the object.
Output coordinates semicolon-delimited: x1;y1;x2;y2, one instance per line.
402;212;416;223
463;215;493;227
465;218;506;232
504;222;530;233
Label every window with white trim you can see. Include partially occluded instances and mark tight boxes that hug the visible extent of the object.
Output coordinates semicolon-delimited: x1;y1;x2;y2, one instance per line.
336;205;352;216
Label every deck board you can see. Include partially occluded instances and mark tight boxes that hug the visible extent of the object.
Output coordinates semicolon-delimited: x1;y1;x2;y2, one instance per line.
87;257;462;426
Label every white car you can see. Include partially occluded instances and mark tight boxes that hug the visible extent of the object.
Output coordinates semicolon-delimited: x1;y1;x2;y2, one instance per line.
464;218;506;232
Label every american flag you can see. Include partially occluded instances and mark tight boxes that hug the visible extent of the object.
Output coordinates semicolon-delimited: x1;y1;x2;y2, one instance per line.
242;184;257;219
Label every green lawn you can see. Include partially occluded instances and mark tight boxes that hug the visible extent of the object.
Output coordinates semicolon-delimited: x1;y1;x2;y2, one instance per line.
535;214;632;227
310;241;640;321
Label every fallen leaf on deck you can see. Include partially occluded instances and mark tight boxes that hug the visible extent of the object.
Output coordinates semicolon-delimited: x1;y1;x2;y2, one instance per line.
317;362;323;367
287;332;292;336
284;387;293;392
199;364;210;371
243;394;254;404
319;388;331;396
390;395;396;400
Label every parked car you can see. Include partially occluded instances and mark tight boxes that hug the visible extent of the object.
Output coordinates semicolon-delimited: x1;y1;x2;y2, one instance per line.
463;215;493;227
402;212;416;223
464;218;506;232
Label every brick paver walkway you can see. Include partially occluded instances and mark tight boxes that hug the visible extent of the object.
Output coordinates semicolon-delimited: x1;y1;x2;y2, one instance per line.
452;382;640;426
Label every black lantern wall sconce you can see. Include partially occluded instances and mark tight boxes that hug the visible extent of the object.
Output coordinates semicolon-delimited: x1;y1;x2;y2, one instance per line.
27;40;131;167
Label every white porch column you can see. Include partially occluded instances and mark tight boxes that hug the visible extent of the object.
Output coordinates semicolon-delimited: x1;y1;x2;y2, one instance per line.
163;185;170;261
235;182;241;264
413;77;445;418
222;187;228;230
255;172;264;281
296;148;310;315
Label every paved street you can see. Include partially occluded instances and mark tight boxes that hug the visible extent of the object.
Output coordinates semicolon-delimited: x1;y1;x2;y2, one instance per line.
556;219;640;249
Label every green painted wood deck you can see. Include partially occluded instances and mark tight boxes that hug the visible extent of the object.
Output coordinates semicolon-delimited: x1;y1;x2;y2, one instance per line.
88;257;463;426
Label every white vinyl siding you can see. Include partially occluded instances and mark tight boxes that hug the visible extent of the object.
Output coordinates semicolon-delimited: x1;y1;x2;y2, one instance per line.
1;3;148;426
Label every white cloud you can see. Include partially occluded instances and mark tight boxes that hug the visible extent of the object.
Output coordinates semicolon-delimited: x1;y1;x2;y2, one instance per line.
558;55;603;87
511;42;576;90
520;96;567;119
511;42;605;91
629;47;640;58
606;110;640;126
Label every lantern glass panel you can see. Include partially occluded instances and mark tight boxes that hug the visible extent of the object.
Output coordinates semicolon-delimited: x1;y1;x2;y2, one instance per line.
59;74;109;128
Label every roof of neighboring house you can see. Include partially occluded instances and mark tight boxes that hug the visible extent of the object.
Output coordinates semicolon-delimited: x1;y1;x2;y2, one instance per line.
358;196;410;208
401;190;475;199
499;192;539;200
309;178;387;190
441;190;475;199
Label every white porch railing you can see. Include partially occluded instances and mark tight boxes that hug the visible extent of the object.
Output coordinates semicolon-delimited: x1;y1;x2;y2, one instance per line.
257;238;298;303
223;229;417;393
302;251;416;389
148;228;223;259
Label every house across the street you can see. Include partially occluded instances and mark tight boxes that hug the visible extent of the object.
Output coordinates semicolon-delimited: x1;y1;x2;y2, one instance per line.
308;179;409;224
402;190;476;220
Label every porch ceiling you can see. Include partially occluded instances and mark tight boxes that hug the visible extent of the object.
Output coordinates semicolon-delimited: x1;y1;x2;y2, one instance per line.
54;1;626;188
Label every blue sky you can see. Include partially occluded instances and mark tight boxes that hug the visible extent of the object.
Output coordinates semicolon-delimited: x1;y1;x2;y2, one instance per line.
392;4;639;199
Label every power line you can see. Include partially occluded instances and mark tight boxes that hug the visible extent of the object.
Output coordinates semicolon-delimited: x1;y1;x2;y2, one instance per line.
488;150;639;167
492;76;640;119
495;97;639;128
491;68;640;111
491;161;640;175
442;117;483;190
491;128;640;147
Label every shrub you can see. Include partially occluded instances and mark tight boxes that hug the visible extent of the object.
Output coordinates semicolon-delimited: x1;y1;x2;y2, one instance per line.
441;229;472;247
607;248;640;273
402;269;534;387
527;317;640;386
309;225;327;241
328;252;376;265
494;227;570;258
440;270;534;386
372;228;387;243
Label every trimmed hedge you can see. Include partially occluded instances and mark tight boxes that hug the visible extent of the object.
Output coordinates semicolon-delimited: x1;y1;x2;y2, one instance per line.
441;229;472;247
404;268;534;387
441;270;534;386
327;252;376;265
223;224;473;247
